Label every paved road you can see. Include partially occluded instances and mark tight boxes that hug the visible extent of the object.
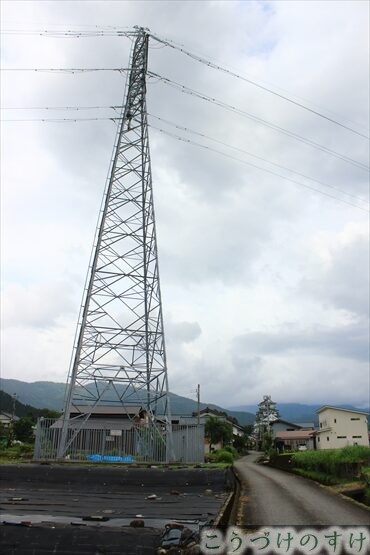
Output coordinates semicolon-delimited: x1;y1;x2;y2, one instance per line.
234;453;370;526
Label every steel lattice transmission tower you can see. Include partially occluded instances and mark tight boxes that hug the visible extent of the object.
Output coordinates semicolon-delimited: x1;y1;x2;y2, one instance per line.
57;27;173;458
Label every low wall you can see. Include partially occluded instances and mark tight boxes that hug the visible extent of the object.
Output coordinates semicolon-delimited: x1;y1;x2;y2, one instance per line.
1;463;228;490
268;453;293;471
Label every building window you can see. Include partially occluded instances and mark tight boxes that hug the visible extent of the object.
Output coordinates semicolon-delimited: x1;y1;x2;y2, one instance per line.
317;437;320;442
337;436;347;439
350;417;360;421
352;435;362;439
327;437;329;441
334;419;336;423
320;423;322;428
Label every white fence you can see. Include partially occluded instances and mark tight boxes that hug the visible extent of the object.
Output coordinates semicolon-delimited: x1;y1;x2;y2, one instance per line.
33;418;204;464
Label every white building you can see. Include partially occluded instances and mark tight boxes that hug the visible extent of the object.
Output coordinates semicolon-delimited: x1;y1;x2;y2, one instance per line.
0;411;19;428
316;406;369;449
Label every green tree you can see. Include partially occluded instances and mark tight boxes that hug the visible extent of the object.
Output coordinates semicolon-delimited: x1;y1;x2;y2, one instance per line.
233;433;249;454
262;431;273;453
13;417;35;443
244;424;254;436
38;409;61;419
205;416;233;451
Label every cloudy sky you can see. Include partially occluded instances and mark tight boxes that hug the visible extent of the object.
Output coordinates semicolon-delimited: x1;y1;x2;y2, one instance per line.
1;0;369;409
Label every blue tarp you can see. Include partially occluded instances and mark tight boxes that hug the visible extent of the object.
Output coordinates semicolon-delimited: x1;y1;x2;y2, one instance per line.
87;454;135;463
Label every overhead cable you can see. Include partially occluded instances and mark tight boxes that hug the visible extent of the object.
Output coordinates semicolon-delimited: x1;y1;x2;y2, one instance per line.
2;113;368;211
4;109;369;204
1;28;136;37
147;113;369;204
1;106;113;110
147;71;369;172
1;117;117;122
1;68;129;73
150;32;369;140
146;122;369;213
4;104;368;202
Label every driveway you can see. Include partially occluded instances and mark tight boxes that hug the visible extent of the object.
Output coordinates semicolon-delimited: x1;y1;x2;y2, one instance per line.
234;453;370;526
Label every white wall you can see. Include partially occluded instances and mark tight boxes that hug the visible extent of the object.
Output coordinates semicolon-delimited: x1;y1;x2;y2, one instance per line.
317;408;369;449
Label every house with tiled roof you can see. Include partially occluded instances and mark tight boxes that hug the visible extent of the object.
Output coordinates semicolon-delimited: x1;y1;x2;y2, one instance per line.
274;429;316;451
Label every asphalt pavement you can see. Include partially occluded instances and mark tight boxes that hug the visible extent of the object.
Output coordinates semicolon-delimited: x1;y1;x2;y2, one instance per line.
234;452;370;526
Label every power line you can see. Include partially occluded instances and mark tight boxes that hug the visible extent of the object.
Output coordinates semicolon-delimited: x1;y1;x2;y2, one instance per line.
2;113;368;211
1;28;136;38
2;117;116;122
148;71;369;172
2;26;368;136
146;113;369;204
1;106;114;110
3;104;367;203
145;122;369;213
150;32;369;140
3;75;368;170
148;31;369;133
1;68;129;73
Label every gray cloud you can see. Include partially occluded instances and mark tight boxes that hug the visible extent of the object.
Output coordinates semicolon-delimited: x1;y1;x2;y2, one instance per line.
1;1;369;408
166;320;202;344
233;321;369;362
1;282;76;329
302;232;369;317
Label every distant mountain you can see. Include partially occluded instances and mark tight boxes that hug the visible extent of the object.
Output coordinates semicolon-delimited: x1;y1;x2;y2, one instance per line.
1;379;66;411
0;379;255;427
228;402;369;424
0;390;60;419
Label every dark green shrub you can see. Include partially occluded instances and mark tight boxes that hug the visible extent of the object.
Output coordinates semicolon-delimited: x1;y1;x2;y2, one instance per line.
205;452;217;463
292;446;370;479
19;443;34;455
223;445;238;458
364;487;370;507
214;450;234;464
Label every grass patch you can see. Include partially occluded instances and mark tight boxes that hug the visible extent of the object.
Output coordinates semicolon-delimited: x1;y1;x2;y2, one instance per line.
0;443;34;463
292;446;370;479
206;448;238;465
293;468;345;485
361;465;370;481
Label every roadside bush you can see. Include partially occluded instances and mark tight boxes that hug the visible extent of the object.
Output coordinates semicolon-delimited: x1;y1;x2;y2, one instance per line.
267;448;279;459
293;468;341;485
364;487;370;506
214;449;234;464
0;443;34;461
18;443;34;455
361;466;370;486
13;417;34;443
292;446;370;479
205;451;217;463
223;445;238;458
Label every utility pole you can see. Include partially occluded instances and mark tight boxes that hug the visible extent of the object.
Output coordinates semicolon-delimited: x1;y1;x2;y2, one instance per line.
196;384;200;425
57;27;173;460
11;393;17;423
7;393;17;447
